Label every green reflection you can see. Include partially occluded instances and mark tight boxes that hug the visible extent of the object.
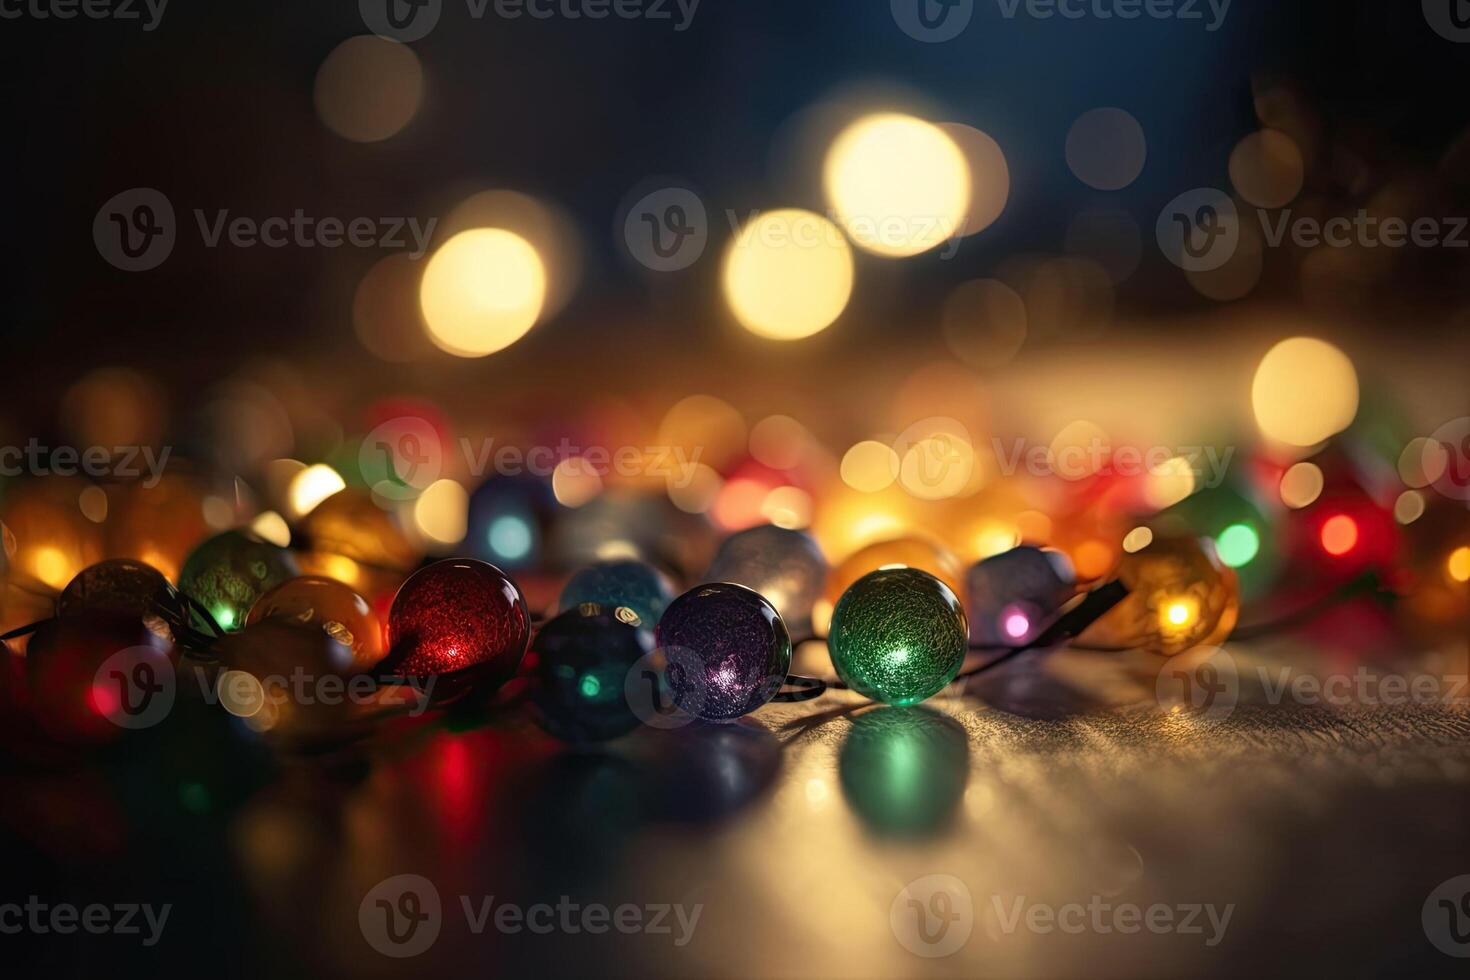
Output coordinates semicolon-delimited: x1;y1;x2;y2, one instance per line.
838;706;969;839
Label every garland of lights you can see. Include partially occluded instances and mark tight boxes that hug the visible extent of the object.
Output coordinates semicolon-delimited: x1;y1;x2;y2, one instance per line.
2;504;1417;751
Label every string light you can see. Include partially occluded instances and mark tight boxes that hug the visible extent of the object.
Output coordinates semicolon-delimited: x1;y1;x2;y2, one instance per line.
1319;514;1359;557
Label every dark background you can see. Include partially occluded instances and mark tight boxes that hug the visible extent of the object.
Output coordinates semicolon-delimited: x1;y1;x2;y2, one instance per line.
2;1;1468;423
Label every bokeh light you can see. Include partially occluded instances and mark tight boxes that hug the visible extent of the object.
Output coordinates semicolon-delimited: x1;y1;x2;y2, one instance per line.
354;254;438;363
442;189;582;319
723;209;853;339
420;229;547;357
841;441;900;493
1065;108;1146;191
1320;514;1359;557
941;278;1028;370
658;395;747;471
1280;461;1326;509
1215;523;1261;568
287;464;346;518
1449;546;1470;584
1229;129;1304;209
61;367;165;449
1252;338;1359;447
823;113;970;257
314;36;423;143
1144;456;1197;510
936;122;1009;238
414;479;469;546
551;458;603;509
1394;490;1426;525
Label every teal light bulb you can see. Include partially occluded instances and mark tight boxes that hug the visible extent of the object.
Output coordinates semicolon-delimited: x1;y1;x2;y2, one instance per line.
828;567;968;705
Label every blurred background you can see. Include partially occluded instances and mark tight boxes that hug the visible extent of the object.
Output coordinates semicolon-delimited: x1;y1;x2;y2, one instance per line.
6;4;1470;977
2;0;1469;423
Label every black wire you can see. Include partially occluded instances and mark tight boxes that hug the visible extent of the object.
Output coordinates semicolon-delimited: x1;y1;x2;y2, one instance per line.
786;580;1132;692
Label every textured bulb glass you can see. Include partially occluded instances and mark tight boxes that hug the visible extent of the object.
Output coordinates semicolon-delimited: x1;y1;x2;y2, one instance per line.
706;525;827;634
301;487;418;572
558;559;675;629
179;531;300;633
59;558;185;632
532;604;655;743
387;559;531;693
964;546;1075;646
247;575;387;670
1082;533;1239;656
829;567;968;705
655;583;792;721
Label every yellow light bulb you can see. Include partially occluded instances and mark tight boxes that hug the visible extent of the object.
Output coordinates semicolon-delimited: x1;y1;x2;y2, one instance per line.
1163;598;1198;628
1449;546;1470;585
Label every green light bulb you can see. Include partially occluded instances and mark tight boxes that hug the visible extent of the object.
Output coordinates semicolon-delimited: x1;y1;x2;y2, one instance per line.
828;567;968;705
1215;523;1260;568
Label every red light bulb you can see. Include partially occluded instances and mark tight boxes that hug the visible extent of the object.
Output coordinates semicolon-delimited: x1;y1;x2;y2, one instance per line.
386;559;531;695
1320;514;1359;557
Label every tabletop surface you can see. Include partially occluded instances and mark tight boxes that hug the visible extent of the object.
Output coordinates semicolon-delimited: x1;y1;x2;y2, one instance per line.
10;636;1470;979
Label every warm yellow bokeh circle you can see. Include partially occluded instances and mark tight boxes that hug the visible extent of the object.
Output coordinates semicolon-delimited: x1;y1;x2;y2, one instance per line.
420;229;547;358
722;209;854;340
823;113;971;258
